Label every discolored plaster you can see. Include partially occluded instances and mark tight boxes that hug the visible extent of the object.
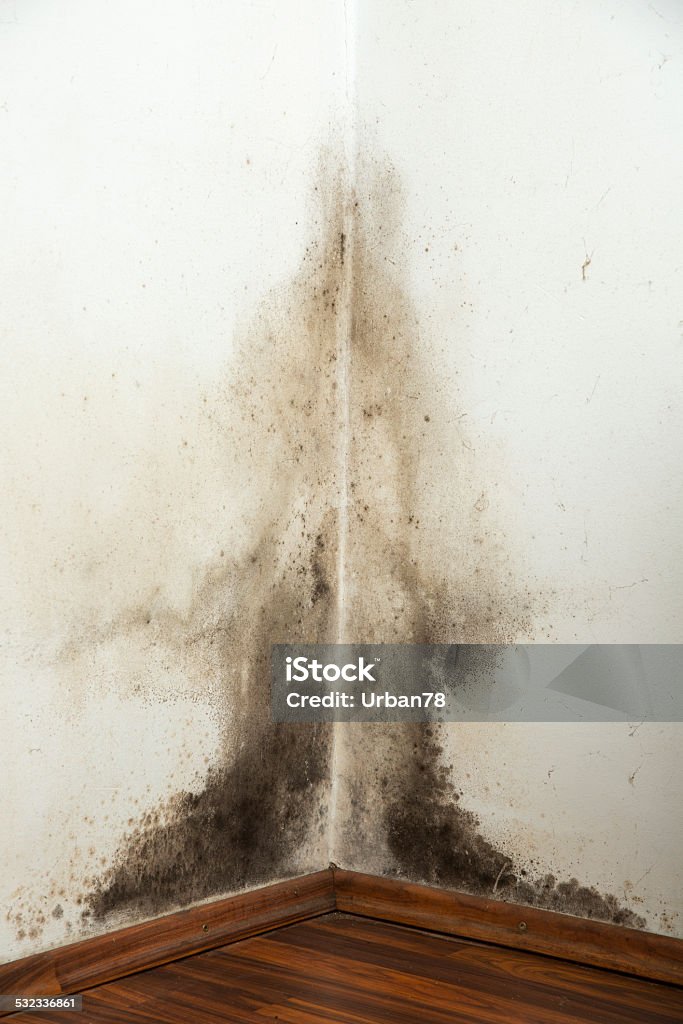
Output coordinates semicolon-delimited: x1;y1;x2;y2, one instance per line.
335;721;645;927
330;153;645;929
83;159;351;923
9;150;646;944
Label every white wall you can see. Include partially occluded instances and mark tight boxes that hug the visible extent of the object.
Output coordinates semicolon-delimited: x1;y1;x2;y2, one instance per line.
1;0;681;962
355;0;683;642
335;0;683;936
0;0;345;959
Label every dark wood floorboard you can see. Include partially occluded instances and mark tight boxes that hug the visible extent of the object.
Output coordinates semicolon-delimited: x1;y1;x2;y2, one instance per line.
8;913;683;1023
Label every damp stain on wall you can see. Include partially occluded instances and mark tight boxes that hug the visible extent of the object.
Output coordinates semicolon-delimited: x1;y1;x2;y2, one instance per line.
9;149;646;944
81;159;352;923
329;153;645;930
379;723;645;927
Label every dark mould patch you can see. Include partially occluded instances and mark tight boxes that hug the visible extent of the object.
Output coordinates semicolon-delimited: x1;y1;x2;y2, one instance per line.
331;153;644;931
82;157;349;923
69;149;643;934
310;533;331;606
381;723;646;928
87;720;330;920
85;509;337;919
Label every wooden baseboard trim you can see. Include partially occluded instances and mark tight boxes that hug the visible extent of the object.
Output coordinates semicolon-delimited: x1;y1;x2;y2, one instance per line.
0;869;334;1007
333;869;683;986
1;866;680;1006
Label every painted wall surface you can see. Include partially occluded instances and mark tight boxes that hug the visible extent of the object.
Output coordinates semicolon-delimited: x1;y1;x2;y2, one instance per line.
1;0;682;963
332;0;683;937
0;0;346;959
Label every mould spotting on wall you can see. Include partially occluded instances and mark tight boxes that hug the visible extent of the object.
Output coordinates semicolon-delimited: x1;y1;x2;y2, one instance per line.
8;149;645;945
331;156;644;928
83;161;351;923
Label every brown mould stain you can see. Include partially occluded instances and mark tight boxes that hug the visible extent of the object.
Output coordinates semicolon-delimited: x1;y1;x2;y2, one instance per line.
343;164;537;646
381;724;645;927
334;153;644;929
60;149;641;931
83;157;349;922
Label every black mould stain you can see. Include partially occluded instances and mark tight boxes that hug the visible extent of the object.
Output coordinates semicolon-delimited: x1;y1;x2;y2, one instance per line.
83;157;349;922
88;721;330;920
72;150;644;932
333;154;644;930
382;724;645;928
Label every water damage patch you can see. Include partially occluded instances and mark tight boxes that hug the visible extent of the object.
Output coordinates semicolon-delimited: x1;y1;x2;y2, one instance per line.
382;724;645;927
62;149;641;932
81;158;350;923
333;154;645;929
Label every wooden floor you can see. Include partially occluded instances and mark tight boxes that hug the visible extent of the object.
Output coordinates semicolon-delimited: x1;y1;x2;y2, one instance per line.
9;913;683;1023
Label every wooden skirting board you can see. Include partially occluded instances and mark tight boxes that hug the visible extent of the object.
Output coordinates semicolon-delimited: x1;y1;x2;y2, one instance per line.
333;869;683;987
0;871;335;1013
0;867;681;1009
